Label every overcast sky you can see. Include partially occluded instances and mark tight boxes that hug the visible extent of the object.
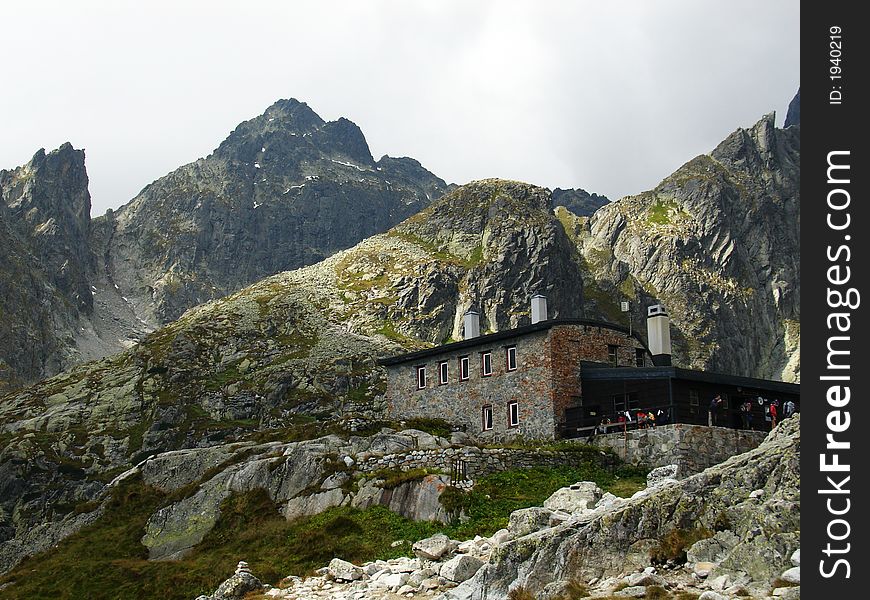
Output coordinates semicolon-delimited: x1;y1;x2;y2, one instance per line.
1;1;799;216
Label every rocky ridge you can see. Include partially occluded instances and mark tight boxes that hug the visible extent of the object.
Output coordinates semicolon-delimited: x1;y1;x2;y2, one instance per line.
0;102;612;393
194;417;800;600
0;144;133;392
567;113;800;380
0;176;587;573
0;156;799;574
784;89;800;128
0;100;450;391
103;98;452;326
551;187;609;217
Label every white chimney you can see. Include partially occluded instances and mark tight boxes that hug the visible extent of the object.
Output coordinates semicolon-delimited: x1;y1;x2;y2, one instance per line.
531;294;548;324
646;304;672;366
464;310;480;339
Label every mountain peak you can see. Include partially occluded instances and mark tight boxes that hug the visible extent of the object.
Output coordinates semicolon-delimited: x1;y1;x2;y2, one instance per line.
0;143;95;391
215;99;325;158
29;147;46;163
261;97;325;132
710;112;785;173
784;88;800;128
27;142;83;172
396;178;554;244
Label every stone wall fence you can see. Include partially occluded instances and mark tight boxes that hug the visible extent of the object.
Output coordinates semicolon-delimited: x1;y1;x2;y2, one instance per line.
355;445;618;480
352;424;768;482
586;423;768;474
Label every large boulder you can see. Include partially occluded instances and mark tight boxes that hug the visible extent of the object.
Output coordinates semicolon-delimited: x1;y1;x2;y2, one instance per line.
354;474;451;523
645;464;679;488
413;533;458;561
507;507;555;538
543;481;602;513
440;554;484;583
283;489;346;521
327;558;363;581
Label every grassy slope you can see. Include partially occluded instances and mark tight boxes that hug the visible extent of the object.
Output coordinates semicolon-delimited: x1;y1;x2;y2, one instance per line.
0;462;646;600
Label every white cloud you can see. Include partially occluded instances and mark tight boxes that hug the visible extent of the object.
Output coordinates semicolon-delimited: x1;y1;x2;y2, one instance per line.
0;0;799;214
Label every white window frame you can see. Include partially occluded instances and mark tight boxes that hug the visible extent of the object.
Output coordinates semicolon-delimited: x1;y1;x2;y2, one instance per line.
439;361;449;385
482;405;494;431
459;355;470;381
481;351;493;376
508;401;520;427
415;365;426;390
506;346;517;371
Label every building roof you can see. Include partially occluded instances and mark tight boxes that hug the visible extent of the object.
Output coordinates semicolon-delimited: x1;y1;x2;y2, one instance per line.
379;318;648;366
579;363;800;394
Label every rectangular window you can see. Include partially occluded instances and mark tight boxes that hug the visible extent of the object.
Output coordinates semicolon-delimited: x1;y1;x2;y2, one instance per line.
689;389;699;415
508;401;519;427
438;361;449;385
481;351;493;376
613;393;626;413
506;346;518;371
415;365;426;390
459;356;470;381
635;348;645;367
613;392;639;413
608;345;619;366
482;405;493;431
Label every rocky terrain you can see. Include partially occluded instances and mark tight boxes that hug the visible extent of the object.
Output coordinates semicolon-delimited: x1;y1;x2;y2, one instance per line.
194;416;801;600
0;178;591;574
0;100;450;391
784;89;800;128
0;145;102;391
102;98;452;326
568;112;800;380
0;132;801;573
0;99;617;392
0;93;802;599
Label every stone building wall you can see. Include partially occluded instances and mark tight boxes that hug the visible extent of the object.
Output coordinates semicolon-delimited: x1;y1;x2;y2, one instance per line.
385;329;557;441
587;423;768;474
548;324;649;425
384;322;650;442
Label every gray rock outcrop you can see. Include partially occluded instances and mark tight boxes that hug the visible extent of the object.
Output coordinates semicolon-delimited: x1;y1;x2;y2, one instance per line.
572;112;800;381
542;481;602;512
784;88;800;128
353;474;451;523
0;144;98;391
0;100;451;391
445;416;800;599
104;99;451;326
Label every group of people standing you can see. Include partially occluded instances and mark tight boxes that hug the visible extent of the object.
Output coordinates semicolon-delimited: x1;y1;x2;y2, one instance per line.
597;408;670;433
710;394;797;431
